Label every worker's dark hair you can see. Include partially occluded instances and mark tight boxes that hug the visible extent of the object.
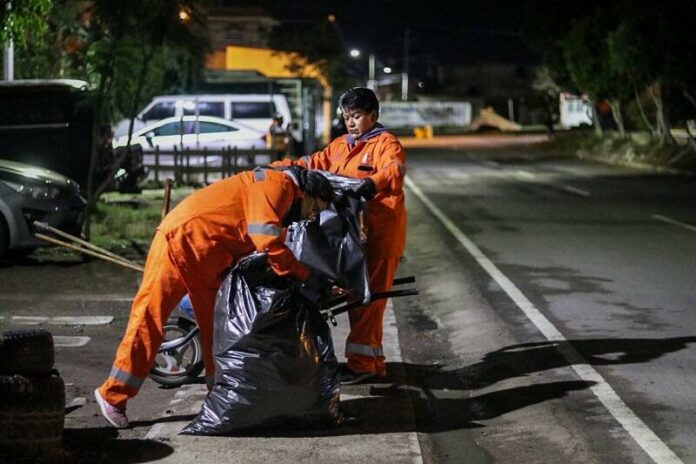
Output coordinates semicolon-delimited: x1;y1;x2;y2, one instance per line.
339;87;379;115
301;170;334;203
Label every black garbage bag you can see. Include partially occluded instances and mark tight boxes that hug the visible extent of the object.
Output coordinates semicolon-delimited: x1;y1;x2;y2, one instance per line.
285;173;370;304
180;254;340;435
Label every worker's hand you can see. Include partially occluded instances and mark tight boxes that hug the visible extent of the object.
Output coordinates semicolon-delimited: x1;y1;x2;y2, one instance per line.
355;178;376;200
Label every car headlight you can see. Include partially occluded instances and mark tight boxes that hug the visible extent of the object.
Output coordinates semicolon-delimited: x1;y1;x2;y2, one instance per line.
0;179;62;200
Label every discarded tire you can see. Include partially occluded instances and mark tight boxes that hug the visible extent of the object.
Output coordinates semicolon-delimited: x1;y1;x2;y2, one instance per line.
0;329;54;375
0;374;65;459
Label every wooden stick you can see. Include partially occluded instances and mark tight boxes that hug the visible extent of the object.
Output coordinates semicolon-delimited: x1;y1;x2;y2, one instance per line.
33;221;140;266
161;178;173;219
35;233;145;272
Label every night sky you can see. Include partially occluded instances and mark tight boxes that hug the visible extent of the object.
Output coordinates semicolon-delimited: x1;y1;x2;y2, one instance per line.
225;1;538;68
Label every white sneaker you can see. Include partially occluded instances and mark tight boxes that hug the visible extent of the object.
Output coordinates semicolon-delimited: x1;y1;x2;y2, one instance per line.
94;389;129;429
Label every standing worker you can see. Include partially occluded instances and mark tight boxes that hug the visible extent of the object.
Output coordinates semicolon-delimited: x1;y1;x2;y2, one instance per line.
272;87;406;384
267;113;289;161
94;167;334;428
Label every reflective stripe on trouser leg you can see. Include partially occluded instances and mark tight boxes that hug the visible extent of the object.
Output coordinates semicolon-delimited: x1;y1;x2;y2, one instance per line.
346;256;400;376
98;231;187;408
108;366;145;390
345;342;384;358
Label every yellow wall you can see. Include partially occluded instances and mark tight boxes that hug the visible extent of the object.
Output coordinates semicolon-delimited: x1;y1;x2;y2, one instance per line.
206;46;332;145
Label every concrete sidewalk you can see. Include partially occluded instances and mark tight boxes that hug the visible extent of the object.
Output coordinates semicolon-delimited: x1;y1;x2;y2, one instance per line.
140;303;424;464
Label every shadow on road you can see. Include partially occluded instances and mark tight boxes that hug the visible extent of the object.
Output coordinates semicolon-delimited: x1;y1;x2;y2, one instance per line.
62;427;174;463
211;336;694;437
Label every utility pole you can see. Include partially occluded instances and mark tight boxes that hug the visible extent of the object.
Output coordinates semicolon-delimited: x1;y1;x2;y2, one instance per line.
3;1;14;81
401;29;410;101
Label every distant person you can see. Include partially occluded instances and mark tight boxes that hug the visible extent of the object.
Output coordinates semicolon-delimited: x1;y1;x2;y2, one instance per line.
267;113;289;161
271;87;407;384
94;167;334;428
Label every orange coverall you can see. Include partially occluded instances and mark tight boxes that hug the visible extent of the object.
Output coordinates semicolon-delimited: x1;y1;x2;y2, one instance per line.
98;169;310;408
273;130;406;375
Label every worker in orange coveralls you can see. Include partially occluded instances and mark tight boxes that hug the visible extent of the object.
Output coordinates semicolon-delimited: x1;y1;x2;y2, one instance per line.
271;87;406;385
94;167;335;428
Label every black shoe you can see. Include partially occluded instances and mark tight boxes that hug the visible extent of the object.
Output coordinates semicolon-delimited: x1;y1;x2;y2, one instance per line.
339;364;377;385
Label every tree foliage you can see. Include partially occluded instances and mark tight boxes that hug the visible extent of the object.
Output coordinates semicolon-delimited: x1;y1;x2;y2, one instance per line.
524;0;696;143
0;0;52;43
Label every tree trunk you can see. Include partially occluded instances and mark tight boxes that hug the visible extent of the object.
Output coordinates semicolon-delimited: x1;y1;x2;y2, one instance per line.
591;98;604;137
647;82;675;146
634;83;654;137
608;99;626;138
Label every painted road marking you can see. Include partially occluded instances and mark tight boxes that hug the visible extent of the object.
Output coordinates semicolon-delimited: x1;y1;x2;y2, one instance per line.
561;184;591;197
0;294;133;302
11;316;50;325
652;214;696;232
515;169;536;179
9;315;113;326
406;176;684;464
54;336;91;347
49;316;114;326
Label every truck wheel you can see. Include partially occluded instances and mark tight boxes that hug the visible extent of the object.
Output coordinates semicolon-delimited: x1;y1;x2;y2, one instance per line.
0;330;55;375
0;374;65;460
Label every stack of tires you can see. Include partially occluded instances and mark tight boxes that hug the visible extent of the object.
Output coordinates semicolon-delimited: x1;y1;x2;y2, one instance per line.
0;329;65;461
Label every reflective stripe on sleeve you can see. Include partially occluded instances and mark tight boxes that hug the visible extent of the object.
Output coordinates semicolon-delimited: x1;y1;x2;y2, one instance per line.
248;223;282;236
345;342;384;358
108;366;145;390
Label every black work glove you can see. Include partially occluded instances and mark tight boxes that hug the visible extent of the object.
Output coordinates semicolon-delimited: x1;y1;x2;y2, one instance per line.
299;271;332;305
355;178;376;200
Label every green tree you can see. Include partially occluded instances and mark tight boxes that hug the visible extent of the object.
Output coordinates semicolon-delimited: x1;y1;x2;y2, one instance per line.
78;0;208;237
562;11;632;138
0;0;52;43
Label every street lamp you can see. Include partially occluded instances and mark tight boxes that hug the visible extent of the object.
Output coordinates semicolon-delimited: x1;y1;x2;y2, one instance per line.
349;49;360;58
383;67;392;74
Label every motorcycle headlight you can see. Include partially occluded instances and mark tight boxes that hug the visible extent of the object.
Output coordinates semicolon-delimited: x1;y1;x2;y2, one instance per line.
0;179;62;200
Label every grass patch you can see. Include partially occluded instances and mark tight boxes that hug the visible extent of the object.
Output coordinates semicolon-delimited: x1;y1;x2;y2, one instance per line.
91;187;194;253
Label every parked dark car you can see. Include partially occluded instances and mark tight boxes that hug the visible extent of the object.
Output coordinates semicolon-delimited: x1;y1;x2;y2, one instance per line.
0;159;86;259
0;79;144;194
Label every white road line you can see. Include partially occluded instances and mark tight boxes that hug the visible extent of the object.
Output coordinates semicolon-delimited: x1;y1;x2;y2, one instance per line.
406;176;683;464
49;316;114;326
54;336;91;347
652;214;696;232
561;184;591;197
515;169;536;179
8;315;114;326
0;294;133;302
11;316;49;325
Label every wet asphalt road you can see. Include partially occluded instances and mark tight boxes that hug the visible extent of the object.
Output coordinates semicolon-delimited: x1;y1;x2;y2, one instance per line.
1;135;695;463
397;140;696;463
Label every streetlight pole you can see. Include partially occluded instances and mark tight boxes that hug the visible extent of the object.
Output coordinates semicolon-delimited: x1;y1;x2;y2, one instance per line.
3;1;14;81
367;53;376;91
401;29;410;101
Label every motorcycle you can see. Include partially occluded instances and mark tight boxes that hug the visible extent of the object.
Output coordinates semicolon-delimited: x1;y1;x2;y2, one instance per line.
149;295;204;388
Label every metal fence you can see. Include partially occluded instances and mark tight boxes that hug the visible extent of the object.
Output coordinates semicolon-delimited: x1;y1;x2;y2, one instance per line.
143;146;274;185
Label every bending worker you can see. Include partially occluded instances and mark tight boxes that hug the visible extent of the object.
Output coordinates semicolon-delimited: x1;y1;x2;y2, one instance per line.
94;167;334;428
272;87;406;384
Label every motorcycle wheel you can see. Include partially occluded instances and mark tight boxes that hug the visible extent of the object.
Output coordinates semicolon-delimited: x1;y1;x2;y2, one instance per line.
149;317;204;388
